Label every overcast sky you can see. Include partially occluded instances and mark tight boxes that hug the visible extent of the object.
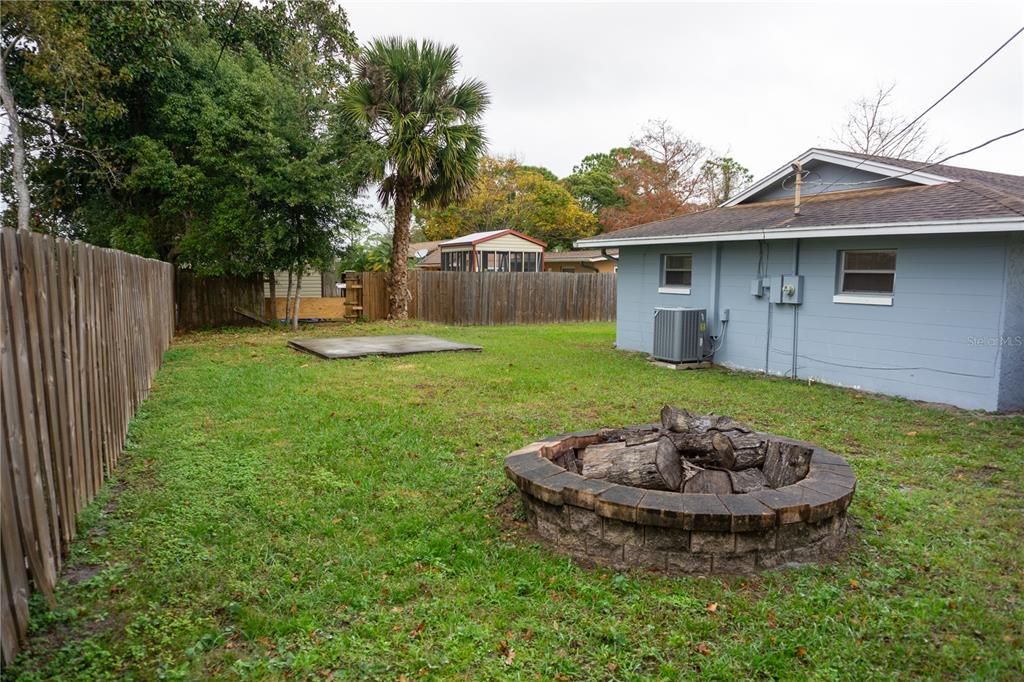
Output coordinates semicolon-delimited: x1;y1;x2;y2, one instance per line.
345;1;1024;181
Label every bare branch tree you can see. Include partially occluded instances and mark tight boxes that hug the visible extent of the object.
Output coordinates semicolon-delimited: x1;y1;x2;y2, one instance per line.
630;119;707;203
833;83;944;162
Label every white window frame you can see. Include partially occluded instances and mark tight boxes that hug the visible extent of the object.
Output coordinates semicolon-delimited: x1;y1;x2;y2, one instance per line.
833;249;895;306
659;253;692;294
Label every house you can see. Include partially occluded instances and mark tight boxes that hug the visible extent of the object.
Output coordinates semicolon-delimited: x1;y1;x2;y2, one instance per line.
576;148;1024;411
264;269;346;320
438;229;546;271
409;240;443;270
543;249;618;273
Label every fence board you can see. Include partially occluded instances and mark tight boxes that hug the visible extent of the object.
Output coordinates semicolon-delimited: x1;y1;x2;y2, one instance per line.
174;271;262;331
352;270;615;325
0;227;174;662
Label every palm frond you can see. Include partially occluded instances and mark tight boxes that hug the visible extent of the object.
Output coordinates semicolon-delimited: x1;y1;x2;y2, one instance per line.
341;35;488;209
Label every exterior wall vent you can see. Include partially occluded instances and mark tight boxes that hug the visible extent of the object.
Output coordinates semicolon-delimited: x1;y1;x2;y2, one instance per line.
652;307;707;363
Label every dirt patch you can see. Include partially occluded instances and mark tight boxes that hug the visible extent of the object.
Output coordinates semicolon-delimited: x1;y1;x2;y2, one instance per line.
495;490;528;533
954;464;1005;486
63;564;103;585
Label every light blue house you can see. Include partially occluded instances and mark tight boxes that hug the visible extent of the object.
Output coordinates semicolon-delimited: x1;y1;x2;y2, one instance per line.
577;148;1024;411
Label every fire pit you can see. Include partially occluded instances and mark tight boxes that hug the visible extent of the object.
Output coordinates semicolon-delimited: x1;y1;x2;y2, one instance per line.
505;406;854;573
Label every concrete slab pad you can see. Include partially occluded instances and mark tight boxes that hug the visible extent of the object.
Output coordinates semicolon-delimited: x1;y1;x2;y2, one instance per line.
288;334;482;360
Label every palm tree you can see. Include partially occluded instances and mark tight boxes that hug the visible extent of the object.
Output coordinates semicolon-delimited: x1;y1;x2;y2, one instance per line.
343;37;489;319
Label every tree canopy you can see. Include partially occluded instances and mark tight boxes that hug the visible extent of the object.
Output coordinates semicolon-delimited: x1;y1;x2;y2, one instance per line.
418;157;598;249
2;0;370;282
563;120;753;232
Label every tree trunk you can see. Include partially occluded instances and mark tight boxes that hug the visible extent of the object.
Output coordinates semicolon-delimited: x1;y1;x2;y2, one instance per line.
0;53;31;231
579;437;682;491
292;269;303;331
268;271;277;322
284;269;294;323
389;184;413;320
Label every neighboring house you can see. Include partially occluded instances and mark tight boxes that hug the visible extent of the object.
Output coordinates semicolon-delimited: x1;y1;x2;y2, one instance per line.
409;240;443;270
438;229;546;272
577;148;1024;411
543;249;619;273
263;269;346;320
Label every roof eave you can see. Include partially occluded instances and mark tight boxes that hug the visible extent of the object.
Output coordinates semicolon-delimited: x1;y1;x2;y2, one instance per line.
575;217;1024;248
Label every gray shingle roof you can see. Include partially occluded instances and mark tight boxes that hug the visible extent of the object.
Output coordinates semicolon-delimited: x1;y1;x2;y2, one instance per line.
579;151;1024;245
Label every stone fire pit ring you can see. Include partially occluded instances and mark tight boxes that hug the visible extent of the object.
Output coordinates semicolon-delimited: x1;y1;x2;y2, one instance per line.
505;426;855;574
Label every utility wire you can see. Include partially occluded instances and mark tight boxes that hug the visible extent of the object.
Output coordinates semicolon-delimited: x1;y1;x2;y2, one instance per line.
881;24;1023;153
799;24;1024;204
798;127;1024;189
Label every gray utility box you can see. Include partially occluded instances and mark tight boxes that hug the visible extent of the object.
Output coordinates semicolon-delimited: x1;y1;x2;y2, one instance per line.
652;307;707;363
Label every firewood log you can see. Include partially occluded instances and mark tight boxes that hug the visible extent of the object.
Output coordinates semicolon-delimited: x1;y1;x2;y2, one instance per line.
762;441;812;488
579;437;683;491
683;469;733;494
727;468;768;493
660;405;718;433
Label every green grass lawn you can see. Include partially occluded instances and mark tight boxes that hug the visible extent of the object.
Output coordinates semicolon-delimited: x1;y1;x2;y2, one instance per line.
5;321;1023;680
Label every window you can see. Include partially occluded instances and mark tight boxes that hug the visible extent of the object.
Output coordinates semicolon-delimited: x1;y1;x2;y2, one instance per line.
524;252;538;272
660;253;692;293
834;249;896;305
511;252;524;272
441;250;470;271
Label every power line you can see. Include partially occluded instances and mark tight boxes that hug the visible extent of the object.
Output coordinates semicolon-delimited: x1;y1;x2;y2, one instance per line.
882;24;1023;154
799;23;1024;203
799;127;1024;189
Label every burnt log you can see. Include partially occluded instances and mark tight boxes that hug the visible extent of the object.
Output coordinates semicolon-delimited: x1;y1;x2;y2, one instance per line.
665;431;738;470
625;431;662;447
683;469;733;494
711;431;768;470
579;437;683;491
680;460;703;490
727;467;768;493
762;441;813;488
660;405;718;433
598;425;659;443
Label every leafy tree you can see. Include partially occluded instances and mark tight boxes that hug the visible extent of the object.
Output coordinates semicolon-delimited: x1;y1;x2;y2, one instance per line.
566;121;755;230
519;164;557;182
337;231;396;273
2;1;371;329
562;152;625;216
418;157;598;249
1;1;186;231
342;37;489;320
597;147;692;231
698;156;753;206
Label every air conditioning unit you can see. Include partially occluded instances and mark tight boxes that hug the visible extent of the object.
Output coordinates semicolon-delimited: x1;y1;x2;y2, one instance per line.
652;307;707;363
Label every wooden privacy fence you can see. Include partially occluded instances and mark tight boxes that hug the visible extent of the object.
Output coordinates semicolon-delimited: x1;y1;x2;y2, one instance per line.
175;271;263;330
348;270;616;325
0;227;174;662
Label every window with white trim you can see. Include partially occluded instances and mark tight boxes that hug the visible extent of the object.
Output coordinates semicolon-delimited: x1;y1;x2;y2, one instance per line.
661;254;692;290
838;250;896;294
